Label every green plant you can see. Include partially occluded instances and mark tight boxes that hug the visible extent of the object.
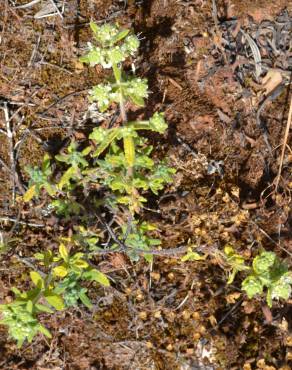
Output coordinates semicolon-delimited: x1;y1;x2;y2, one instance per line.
1;22;175;347
23;21;174;237
224;248;292;307
224;245;250;284
242;251;292;307
0;243;109;346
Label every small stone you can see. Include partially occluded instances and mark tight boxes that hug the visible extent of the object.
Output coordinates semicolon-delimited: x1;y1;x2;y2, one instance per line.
192;312;200;320
167;272;174;280
139;311;147;321
166;344;173;351
154;311;161;319
193;332;201;341
182;310;191;320
257;359;266;368
150;272;161;281
286;336;292;346
198;325;206;334
146;341;153;349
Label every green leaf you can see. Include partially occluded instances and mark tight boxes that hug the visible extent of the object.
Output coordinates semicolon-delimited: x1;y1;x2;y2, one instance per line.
227;269;237;285
58;166;78;190
73;259;88;270
181;248;206;262
11;287;21;296
89;21;99;35
130;94;145;107
270;273;292;302
26;300;33;313
112;29;130;44
35;303;53;313
17;338;25;348
242;275;263;299
53;265;68;278
41;154;51;171
92;129;120;158
82;146;92;156
79;291;93;309
44;294;65;310
30;271;44;289
83;269;110;286
253;251;276;274
38;325;52;338
44;183;56;196
123;136;135;167
23;185;37;202
143;253;153;263
59;243;69;262
112;63;122;81
149;112;168;133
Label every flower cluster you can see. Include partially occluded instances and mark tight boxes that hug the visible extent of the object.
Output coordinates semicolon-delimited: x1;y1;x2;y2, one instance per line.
80;23;140;69
89;77;148;112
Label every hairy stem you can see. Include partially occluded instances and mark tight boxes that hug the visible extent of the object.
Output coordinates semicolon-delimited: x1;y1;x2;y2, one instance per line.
112;63;136;210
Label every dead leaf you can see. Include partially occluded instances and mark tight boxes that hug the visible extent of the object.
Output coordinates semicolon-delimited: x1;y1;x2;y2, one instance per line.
208;315;218;326
261;69;283;96
226;292;241;304
242;301;255;314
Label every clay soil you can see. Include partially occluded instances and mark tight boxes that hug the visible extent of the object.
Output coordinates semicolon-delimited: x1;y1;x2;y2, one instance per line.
0;0;291;369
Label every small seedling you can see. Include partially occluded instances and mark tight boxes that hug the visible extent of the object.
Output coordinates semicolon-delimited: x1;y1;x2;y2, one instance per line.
242;250;292;307
224;247;292;307
0;243;109;346
224;245;250;284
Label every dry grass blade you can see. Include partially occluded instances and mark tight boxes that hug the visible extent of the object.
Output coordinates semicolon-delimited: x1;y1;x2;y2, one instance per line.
14;0;41;9
274;94;292;191
240;30;262;80
34;2;58;18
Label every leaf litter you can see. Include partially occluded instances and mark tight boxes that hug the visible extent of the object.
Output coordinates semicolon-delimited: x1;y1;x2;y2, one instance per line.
0;0;291;369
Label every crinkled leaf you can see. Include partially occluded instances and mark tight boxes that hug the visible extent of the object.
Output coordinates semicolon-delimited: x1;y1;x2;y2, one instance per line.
149;112;168;133
242;275;263;299
270;272;292;302
253;251;276;274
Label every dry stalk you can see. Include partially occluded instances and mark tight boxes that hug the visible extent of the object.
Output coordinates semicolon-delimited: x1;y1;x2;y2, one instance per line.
274;95;292;192
2;103;16;204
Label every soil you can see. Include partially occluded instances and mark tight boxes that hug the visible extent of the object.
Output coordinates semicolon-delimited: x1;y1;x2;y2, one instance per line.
0;0;291;369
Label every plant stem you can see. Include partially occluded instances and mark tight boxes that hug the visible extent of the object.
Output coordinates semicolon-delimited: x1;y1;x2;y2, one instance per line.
112;63;136;206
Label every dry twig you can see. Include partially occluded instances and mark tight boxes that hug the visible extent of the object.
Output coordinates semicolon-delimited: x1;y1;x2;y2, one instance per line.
274;95;292;192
